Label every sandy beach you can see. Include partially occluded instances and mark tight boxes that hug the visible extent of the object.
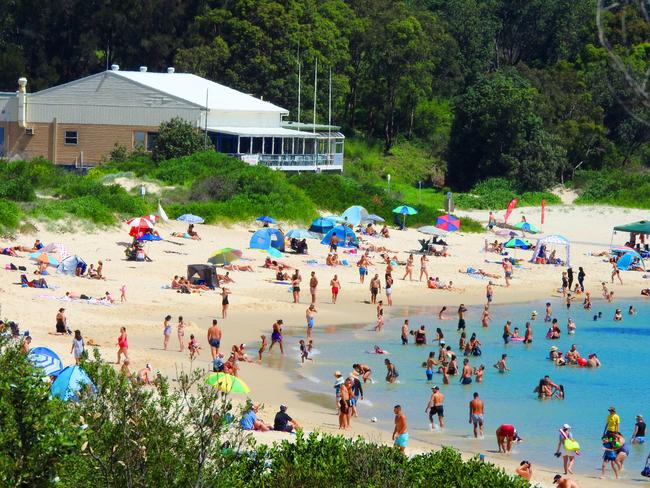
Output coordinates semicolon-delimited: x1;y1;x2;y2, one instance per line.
5;203;650;488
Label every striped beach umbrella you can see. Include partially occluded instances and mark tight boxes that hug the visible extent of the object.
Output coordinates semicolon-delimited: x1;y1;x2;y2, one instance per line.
208;248;243;265
205;372;250;393
28;347;63;376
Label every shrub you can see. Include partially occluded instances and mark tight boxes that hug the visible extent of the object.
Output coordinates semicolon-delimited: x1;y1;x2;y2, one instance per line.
152;117;206;162
0;198;21;231
455;178;561;210
190;174;238;202
574;169;650;208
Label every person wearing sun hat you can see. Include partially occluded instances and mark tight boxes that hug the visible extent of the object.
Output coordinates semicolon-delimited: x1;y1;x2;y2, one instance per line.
549;345;561;360
604;406;621;436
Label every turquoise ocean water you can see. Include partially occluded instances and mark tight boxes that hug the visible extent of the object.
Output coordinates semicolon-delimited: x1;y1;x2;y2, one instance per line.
293;298;650;475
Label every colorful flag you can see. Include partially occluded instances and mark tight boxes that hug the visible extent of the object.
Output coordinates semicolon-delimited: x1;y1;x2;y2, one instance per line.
504;198;518;223
541;199;546;225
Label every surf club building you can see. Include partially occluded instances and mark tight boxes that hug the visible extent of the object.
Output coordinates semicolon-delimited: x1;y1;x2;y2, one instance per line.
0;66;344;171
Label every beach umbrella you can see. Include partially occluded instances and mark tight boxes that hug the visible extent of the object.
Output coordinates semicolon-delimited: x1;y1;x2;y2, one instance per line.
205;372;250;393
504;238;533;249
126;216;155;228
29;252;59;266
28;347;63;376
513;221;539;234
50;365;95;401
418;226;447;237
256;215;277;224
208;248;243;265
309;217;336;234
177;214;205;224
436;214;461;232
137;233;162;241
392;205;418;216
364;214;385;223
495;229;520;238
285;229;317;239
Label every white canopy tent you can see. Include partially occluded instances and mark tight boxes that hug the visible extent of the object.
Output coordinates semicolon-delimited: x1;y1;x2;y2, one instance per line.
530;234;571;266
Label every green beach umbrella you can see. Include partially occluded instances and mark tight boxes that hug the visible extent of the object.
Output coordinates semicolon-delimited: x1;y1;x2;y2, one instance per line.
205;372;250;393
207;248;243;265
513;221;539;234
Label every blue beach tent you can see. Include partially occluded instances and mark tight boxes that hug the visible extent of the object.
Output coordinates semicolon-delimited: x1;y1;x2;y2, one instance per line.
50;365;95;401
309;217;336;235
57;255;87;275
321;225;359;248
616;251;644;271
249;228;285;252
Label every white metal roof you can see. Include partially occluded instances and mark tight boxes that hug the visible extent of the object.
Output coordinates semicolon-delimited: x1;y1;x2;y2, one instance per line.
209;126;315;137
112;71;288;114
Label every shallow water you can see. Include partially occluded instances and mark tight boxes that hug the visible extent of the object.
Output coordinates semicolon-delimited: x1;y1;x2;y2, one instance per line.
294;298;650;475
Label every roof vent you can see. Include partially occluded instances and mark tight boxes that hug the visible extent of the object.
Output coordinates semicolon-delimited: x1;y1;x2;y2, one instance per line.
139;66;147;72
111;64;120;71
167;67;175;74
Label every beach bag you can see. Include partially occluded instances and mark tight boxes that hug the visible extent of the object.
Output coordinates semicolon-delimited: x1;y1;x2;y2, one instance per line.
564;439;580;452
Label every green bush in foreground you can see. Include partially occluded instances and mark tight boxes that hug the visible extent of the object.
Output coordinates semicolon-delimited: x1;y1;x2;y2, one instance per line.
0;336;528;488
574;170;650;208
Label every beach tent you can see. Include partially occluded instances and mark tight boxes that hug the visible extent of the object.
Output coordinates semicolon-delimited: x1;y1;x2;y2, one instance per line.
28;347;63;376
249;228;285;252
57;255;86;275
530;234;571;266
616;251;641;270
613;220;650;233
341;206;369;226
50;365;95;401
321;225;359;248
187;264;218;288
309;217;336;234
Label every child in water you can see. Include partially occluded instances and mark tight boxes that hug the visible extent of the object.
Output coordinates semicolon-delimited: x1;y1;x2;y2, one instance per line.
299;339;313;363
258;335;268;362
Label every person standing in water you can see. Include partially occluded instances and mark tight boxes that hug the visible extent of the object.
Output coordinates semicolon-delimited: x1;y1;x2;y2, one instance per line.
524;322;533;344
469;392;485;438
486;281;494;306
457;304;467;331
392;405;409;452
306;304;317;339
385;358;398;383
481;305;491;327
425;385;445;430
503;321;512;344
460;358;473;384
494;354;510;372
401;319;409;345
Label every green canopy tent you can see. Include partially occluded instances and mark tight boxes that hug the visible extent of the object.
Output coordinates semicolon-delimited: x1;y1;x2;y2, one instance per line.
611;220;650;249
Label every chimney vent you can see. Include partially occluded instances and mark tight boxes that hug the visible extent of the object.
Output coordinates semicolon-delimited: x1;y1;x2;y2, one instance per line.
167;67;175;74
139;66;147;72
111;64;120;71
17;77;27;94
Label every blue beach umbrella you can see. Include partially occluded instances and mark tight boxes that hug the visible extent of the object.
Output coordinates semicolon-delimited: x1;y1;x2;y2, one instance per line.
177;214;205;224
267;247;283;259
309;217;336;234
29;252;60;266
256;216;277;224
50;365;95;402
504;238;532;249
28;347;63;376
285;229;317;239
392;205;418;216
364;214;385;223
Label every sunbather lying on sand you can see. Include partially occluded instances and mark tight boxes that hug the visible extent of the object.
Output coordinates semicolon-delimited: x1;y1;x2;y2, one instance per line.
223;264;254;272
459;267;500;279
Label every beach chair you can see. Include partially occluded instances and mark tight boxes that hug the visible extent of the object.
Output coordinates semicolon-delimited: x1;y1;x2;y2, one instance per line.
418;238;431;253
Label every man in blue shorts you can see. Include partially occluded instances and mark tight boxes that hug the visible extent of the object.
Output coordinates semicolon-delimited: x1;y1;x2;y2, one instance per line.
392;404;409;452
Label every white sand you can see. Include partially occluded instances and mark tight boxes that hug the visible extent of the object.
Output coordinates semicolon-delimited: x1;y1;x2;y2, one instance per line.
4;204;648;488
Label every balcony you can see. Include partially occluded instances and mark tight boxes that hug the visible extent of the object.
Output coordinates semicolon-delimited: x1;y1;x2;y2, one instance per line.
240;153;343;172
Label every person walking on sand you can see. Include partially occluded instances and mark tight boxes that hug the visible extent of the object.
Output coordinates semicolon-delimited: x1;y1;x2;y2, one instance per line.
330;275;341;304
502;259;513;287
402;254;414;281
177;315;186;351
309;271;318;304
71;329;85;365
556;424;576;475
611;261;623;285
567;267;574;290
162;315;172;350
426;385;445;430
385;274;394;306
220;287;230;318
578;267;586;292
469;392;484;438
291;270;302;303
207;319;222;359
393;405;409;452
116;327;128;364
369;274;381;304
419;254;429;281
357;255;368;284
306;304;317;339
120;284;127;302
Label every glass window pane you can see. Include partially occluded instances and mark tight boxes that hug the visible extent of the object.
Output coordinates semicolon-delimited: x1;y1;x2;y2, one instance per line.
263;137;273;154
133;131;146;149
273;138;282;154
295;138;304;154
252;137;262;153
240;137;251;154
64;130;78;145
146;132;158;151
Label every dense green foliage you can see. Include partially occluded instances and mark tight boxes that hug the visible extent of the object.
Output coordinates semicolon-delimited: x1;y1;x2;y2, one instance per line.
0;335;529;487
455;178;561;210
1;0;648;195
574;170;650;208
152;117;206;162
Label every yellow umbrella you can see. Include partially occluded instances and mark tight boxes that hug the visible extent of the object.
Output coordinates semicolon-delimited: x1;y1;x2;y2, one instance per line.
205;372;250;393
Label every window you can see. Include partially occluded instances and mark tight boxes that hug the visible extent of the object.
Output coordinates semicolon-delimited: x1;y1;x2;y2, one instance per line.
133;131;146;149
283;138;293;154
240;137;251;154
295;138;304;154
252;137;263;154
64;130;78;145
273;138;282;154
146;132;158;151
263;137;273;154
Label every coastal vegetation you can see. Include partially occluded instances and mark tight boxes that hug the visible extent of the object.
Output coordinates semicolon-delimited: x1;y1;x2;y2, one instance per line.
0;335;528;487
0;0;647;200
